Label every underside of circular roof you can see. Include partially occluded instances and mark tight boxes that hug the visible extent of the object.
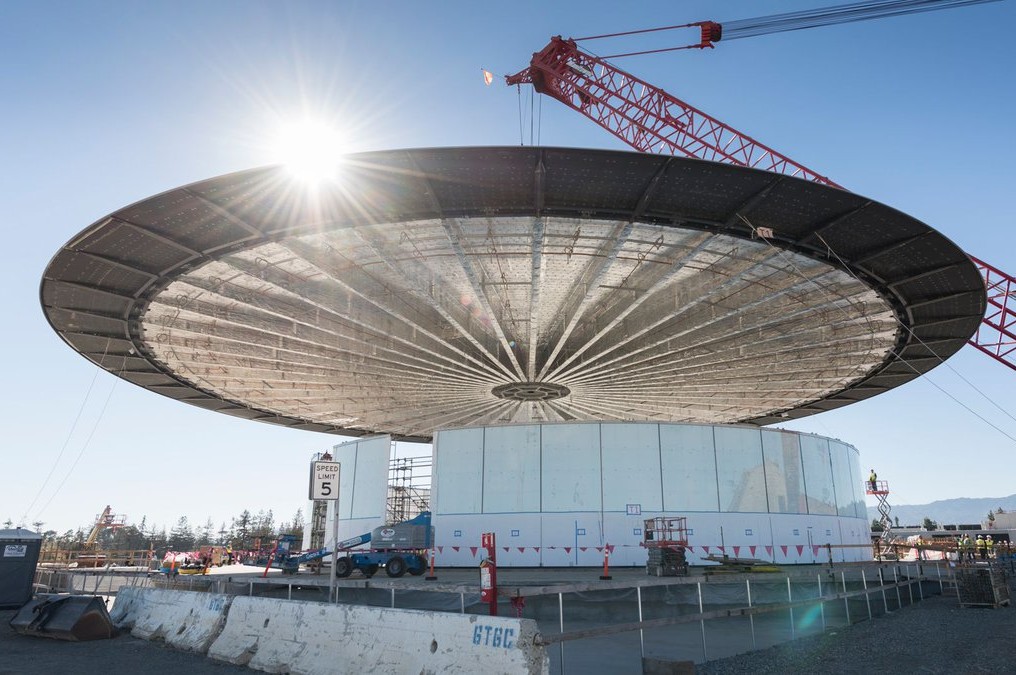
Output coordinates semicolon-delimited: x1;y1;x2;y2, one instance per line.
41;147;985;441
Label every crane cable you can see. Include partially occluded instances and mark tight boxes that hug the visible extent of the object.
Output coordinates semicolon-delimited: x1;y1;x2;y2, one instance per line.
515;82;544;147
19;339;111;525
722;0;1003;41
735;212;1016;444
34;359;124;521
576;0;1004;59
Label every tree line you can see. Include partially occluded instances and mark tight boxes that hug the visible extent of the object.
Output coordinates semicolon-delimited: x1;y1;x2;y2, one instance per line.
6;508;305;554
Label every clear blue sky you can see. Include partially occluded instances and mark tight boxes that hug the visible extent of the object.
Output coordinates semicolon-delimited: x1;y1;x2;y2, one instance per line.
2;1;1014;535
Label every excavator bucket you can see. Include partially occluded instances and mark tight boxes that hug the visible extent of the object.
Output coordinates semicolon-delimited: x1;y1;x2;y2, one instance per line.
9;594;115;641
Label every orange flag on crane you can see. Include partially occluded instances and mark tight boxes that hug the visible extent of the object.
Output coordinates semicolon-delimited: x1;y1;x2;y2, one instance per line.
482;69;494;86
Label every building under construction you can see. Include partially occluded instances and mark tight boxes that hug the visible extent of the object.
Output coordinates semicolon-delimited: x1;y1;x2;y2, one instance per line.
41;146;984;566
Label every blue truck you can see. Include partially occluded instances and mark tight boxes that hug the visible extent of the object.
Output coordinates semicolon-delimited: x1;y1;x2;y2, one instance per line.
268;512;433;577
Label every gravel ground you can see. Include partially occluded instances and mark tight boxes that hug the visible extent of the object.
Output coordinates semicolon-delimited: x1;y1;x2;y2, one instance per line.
697;593;1015;675
0;608;247;675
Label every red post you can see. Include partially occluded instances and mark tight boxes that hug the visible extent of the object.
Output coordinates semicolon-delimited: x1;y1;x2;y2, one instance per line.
261;540;279;578
480;532;498;616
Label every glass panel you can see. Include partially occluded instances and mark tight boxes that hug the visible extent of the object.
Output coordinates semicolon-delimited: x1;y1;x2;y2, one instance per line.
800;435;836;515
661;424;719;511
601;424;662;512
542;423;602;512
761;430;806;514
483;425;541;513
838;441;866;518
829;440;859;517
433;428;483;514
714;426;767;512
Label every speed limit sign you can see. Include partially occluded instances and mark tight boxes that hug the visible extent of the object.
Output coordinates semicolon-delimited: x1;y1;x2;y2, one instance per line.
309;460;340;500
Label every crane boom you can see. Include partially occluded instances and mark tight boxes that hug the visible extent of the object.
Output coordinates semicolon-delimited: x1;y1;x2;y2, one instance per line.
506;36;1016;373
505;37;838;187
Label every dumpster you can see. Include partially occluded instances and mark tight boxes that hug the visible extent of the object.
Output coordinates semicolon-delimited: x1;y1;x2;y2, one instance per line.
0;528;43;609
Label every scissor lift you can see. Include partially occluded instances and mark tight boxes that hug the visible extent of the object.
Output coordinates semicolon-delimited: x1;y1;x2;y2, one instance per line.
644;516;689;576
866;480;894;558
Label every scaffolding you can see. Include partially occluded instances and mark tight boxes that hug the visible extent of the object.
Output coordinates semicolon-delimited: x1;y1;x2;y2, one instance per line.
305;449;432;554
387;456;431;525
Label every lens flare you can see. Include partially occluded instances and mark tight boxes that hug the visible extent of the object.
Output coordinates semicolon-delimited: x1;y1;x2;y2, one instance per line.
272;119;347;183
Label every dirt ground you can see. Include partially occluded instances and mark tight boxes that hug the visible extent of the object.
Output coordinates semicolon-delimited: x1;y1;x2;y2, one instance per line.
0;608;247;675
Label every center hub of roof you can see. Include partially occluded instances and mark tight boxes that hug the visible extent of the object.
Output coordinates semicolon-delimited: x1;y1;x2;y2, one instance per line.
491;382;571;402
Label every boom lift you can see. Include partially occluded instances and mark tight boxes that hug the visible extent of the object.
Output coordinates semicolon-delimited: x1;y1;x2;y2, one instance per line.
505;0;1016;373
264;512;433;577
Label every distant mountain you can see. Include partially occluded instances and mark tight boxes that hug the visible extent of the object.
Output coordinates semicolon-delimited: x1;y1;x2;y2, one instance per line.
866;494;1016;527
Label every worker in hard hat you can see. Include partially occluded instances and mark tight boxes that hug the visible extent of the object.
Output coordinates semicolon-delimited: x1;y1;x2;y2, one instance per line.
976;535;987;560
986;535;994;559
868;469;877;492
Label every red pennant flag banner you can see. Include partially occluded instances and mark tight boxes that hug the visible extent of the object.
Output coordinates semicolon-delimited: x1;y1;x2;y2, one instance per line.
813;545;821;556
765;546;773;556
451;546;460;552
437;546;444;554
469;547;478;557
534;547;540;552
502;547;509;553
795;545;804;557
518;548;525;554
749;546;757;556
580;547;588;552
702;546;710;555
564;547;572;554
780;545;788;557
733;546;741;557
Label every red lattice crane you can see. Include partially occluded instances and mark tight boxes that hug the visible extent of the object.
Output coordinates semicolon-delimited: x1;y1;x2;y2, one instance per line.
505;18;1016;373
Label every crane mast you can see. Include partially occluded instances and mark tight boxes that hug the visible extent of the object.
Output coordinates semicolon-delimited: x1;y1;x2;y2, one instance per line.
505;37;1016;372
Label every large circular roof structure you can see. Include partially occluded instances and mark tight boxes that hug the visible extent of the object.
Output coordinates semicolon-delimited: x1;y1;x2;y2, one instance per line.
41;147;985;442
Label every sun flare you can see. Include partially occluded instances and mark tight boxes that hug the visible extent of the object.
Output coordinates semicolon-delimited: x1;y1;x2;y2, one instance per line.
272;119;348;183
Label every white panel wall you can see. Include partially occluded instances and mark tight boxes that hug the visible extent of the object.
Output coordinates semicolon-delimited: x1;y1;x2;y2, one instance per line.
541;423;601;512
324;436;391;548
349;436;391;519
661;424;718;511
433;427;484;515
483;425;541;513
601;423;662;512
430;422;871;567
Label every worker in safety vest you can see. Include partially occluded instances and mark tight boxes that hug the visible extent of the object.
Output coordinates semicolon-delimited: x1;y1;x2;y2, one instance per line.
986;535;994;559
868;469;877;492
961;535;972;562
976;535;987;560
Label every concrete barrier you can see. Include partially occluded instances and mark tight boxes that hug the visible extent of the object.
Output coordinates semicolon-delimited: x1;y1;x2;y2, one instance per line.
110;587;231;653
208;596;548;674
